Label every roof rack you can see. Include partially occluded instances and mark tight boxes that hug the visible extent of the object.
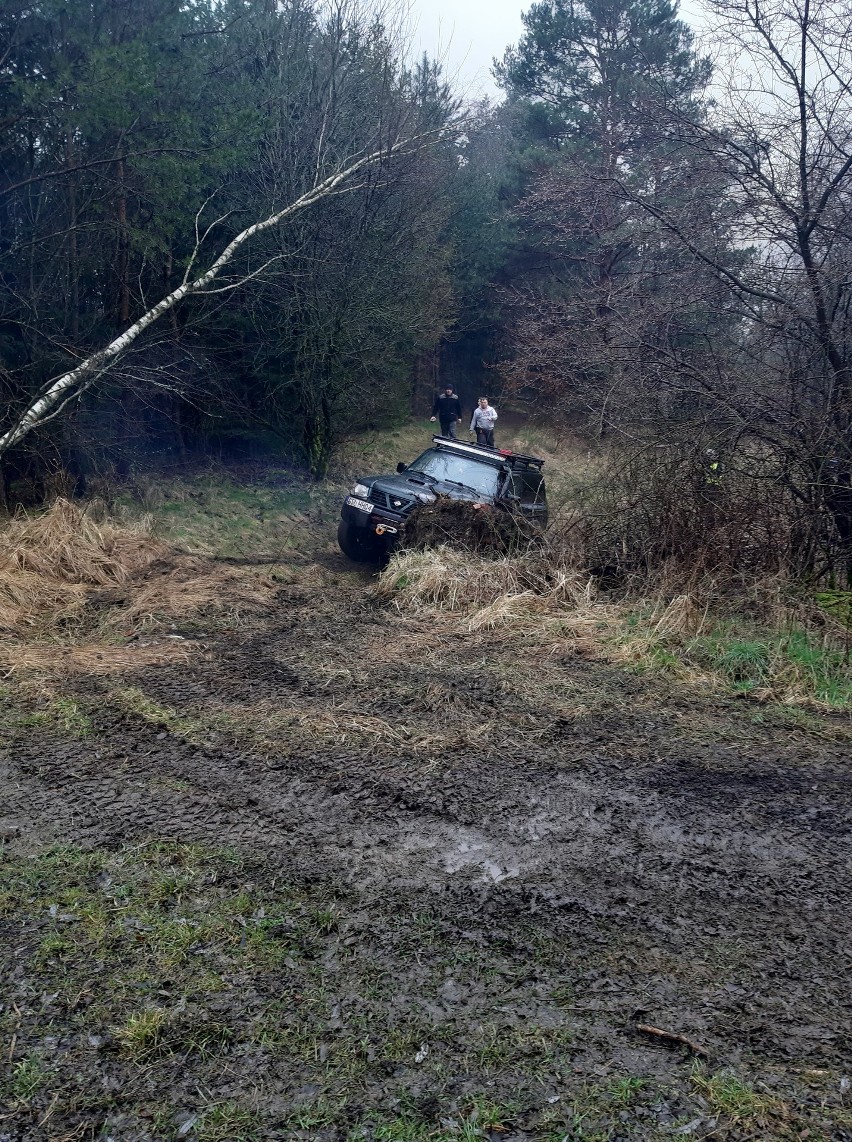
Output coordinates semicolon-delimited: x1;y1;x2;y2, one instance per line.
431;435;544;470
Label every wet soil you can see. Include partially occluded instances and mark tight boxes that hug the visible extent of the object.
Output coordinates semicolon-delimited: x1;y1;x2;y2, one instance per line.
1;551;851;1140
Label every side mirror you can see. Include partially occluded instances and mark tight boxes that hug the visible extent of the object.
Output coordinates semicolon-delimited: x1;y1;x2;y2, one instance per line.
396;462;406;473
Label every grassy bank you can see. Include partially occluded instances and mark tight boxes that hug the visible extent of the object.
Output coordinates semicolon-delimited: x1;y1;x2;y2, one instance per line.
1;424;851;1141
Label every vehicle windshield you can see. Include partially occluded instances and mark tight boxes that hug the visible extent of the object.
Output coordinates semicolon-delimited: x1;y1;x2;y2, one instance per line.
407;449;501;498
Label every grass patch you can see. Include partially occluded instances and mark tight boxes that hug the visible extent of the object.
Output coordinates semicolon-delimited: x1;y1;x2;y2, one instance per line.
0;840;315;1020
1;841;847;1142
3;1052;52;1104
334;418;438;481
111;686;251;746
816;589;852;628
48;694;93;735
371;545;593;615
469;1022;574;1077
614;615;852;709
117;1006;235;1061
111;685;205;737
691;1065;782;1123
362;1097;518;1142
0;686;93;738
116;1007;169;1058
605;1075;646;1106
557;1075;651;1140
373;1119;431;1141
119;472;321;559
683;625;852;707
459;1095;517;1132
197;1101;261;1142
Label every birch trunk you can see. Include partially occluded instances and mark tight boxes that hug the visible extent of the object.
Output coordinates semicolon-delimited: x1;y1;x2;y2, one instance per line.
0;140;410;459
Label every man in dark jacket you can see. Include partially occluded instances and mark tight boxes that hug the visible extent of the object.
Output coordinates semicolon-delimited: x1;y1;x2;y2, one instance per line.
431;386;462;438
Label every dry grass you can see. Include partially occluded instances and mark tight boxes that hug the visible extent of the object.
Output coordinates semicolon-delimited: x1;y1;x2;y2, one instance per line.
369;546;618;662
0;499;165;635
1;498;162;584
371;546;595;614
368;547;622;672
0;640;193;675
0;499;275;675
216;697;499;757
104;556;273;634
370;548;852;710
609;594;711;673
0;568;87;634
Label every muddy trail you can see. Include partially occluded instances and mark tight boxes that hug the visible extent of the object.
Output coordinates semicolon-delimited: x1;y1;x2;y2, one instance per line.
1;550;851;1141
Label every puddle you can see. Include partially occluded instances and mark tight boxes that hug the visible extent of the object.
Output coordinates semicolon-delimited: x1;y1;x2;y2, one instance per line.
443;834;520;882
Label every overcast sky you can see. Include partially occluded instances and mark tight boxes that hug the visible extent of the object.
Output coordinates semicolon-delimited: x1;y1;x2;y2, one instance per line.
411;0;706;100
411;0;525;99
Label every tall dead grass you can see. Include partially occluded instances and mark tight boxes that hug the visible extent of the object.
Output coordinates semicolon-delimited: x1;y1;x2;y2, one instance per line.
0;499;165;634
0;499;279;678
1;498;159;583
370;545;595;616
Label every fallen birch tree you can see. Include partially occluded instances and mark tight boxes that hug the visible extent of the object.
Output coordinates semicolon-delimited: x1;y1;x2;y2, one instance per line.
0;138;418;461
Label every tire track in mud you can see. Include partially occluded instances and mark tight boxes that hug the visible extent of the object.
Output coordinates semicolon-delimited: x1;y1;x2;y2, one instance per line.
4;682;851;1068
4;563;852;1082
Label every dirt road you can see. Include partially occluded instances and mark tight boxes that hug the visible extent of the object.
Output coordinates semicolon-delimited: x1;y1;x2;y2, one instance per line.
1;553;851;1140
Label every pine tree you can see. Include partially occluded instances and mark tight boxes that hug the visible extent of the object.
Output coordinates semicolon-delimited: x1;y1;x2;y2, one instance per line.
492;0;715;434
495;0;709;163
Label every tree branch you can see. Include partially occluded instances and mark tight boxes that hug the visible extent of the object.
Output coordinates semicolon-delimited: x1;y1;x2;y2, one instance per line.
0;134;434;459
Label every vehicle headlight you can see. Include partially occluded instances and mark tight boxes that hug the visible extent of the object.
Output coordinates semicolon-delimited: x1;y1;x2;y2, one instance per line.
416;491;436;503
350;482;370;497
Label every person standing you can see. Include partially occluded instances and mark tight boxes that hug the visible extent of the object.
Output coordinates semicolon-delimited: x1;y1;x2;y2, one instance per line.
431;386;462;438
470;397;498;447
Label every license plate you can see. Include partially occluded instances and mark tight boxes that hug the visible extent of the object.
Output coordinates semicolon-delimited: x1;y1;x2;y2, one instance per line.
346;496;373;513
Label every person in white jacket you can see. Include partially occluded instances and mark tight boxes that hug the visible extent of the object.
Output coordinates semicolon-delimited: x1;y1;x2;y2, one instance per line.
470;397;498;447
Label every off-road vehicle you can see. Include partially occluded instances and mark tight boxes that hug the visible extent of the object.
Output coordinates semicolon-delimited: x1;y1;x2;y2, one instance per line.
337;435;547;562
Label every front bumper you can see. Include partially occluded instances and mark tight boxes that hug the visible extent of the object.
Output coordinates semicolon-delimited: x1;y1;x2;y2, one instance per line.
341;499;407;542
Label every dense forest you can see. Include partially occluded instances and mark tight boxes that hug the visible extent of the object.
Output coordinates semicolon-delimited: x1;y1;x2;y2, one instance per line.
1;0;851;580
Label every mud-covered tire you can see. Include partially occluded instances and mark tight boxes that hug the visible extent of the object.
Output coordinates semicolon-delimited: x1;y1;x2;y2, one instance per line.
337;519;380;563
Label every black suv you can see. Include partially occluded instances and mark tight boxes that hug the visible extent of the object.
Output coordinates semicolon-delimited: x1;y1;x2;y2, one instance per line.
338;435;547;562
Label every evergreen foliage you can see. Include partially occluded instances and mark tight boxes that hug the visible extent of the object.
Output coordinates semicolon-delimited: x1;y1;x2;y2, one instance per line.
0;0;463;482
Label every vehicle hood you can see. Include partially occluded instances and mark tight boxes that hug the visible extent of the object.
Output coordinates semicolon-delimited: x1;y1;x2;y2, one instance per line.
365;472;496;504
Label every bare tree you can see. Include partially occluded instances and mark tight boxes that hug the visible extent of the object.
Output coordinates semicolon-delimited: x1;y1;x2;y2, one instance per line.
502;0;852;579
609;0;852;566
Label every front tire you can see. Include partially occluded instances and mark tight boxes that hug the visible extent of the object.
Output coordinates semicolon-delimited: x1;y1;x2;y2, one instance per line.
337;518;380;563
